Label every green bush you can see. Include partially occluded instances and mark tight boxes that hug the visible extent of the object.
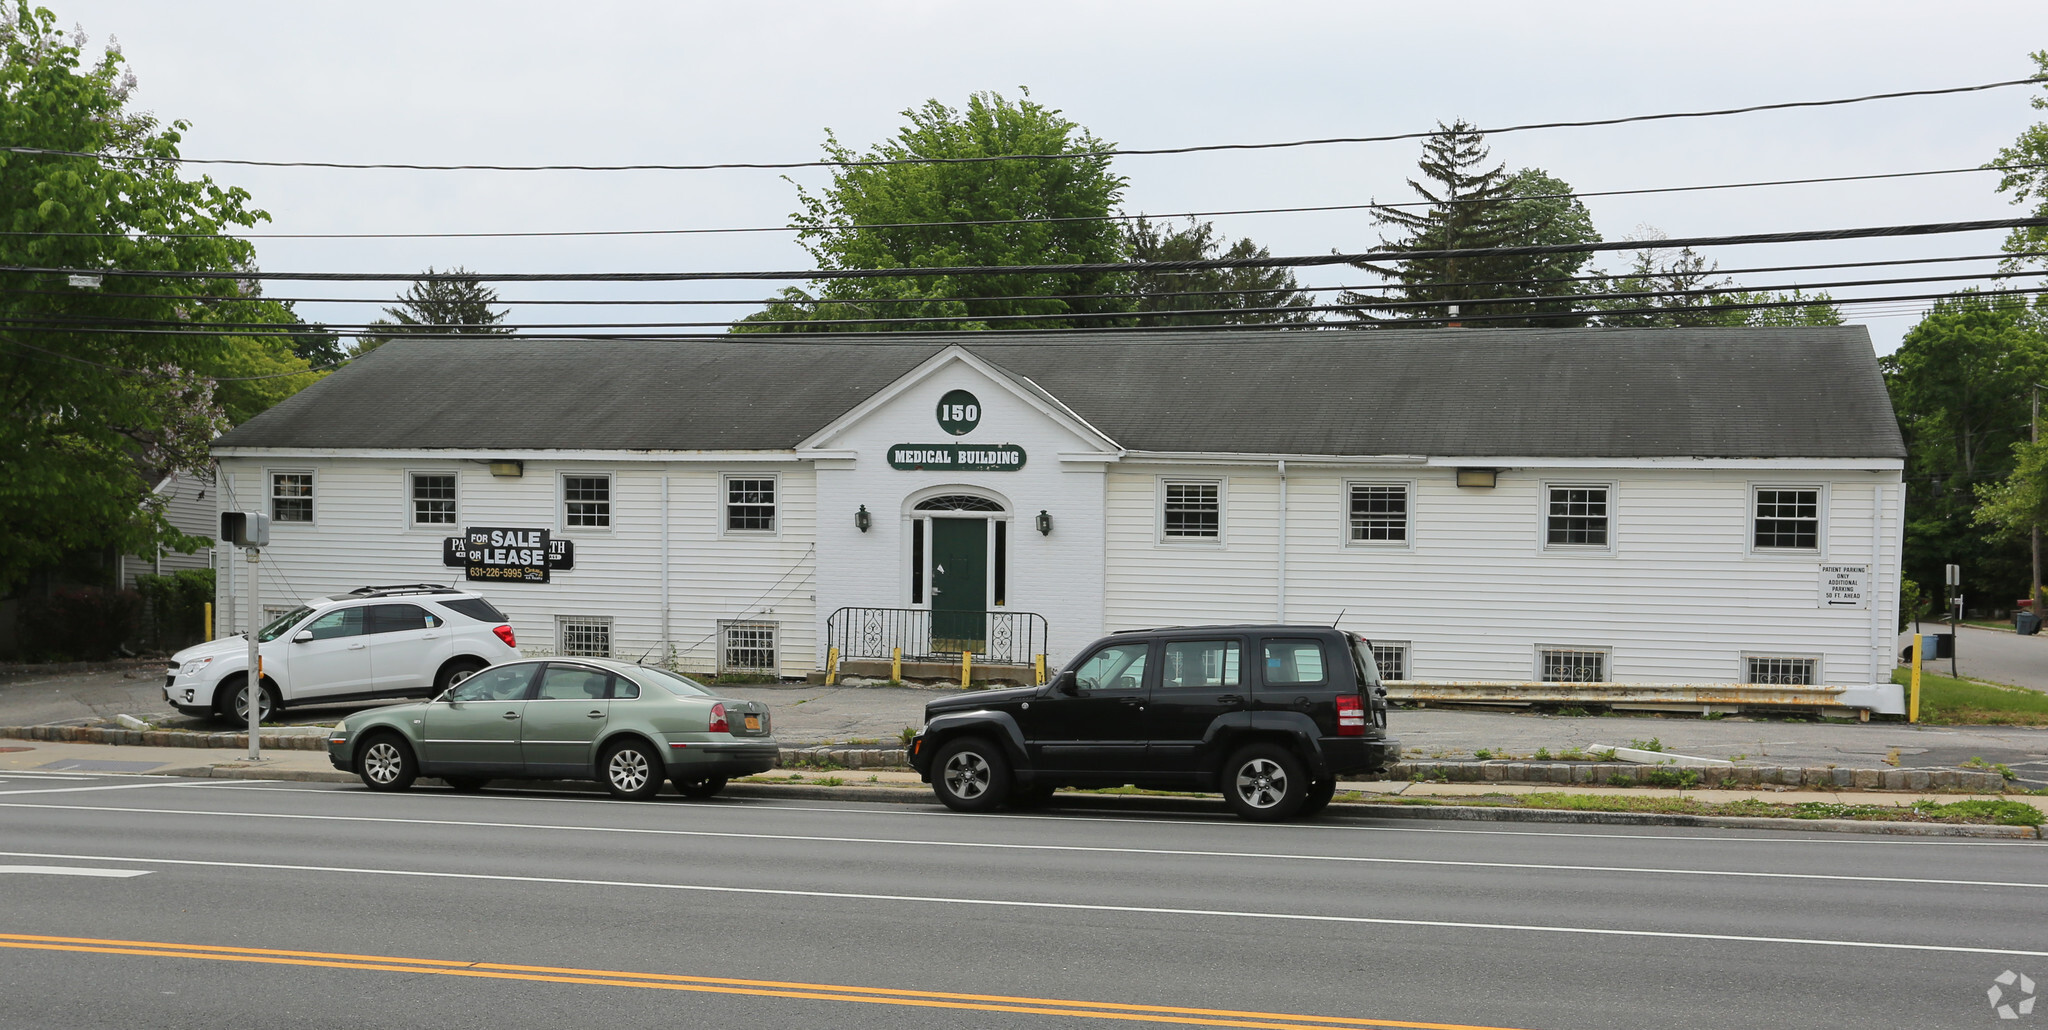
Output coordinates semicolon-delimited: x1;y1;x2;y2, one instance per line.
18;587;143;661
1643;767;1701;789
136;569;215;650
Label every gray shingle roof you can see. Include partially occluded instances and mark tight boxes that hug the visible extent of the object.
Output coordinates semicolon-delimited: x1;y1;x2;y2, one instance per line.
212;326;1905;460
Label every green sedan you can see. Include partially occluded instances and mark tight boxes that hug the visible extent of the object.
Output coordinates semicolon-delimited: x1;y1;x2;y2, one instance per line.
326;657;777;800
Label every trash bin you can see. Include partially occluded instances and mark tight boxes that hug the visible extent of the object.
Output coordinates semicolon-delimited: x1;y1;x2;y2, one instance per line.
2020;611;2042;636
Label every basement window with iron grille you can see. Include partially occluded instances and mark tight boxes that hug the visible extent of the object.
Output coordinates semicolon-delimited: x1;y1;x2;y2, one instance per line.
558;617;612;658
1746;656;1816;685
721;621;777;675
1371;643;1409;681
1540;648;1608;683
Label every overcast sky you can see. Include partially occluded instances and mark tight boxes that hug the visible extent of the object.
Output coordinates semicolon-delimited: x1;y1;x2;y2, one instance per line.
39;0;2048;353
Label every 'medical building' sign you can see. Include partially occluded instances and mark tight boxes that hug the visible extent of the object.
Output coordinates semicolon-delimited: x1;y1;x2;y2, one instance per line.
888;444;1027;471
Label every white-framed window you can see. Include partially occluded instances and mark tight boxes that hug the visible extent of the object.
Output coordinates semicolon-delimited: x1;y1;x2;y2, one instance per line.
720;620;778;674
409;472;457;527
1370;642;1409;681
269;471;314;524
1538;647;1609;683
557;616;613;658
562;474;612;529
1744;655;1818;685
1542;483;1612;551
1751;486;1822;552
724;475;778;534
1346;482;1411;546
1159;478;1223;543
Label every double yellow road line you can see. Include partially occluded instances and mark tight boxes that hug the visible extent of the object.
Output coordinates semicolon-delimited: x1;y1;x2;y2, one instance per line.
0;932;1535;1030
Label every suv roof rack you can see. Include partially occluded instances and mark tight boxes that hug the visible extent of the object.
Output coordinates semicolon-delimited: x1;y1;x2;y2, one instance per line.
345;584;462;598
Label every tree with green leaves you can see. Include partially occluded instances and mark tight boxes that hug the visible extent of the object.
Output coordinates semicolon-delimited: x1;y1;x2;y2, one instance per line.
1121;217;1314;326
1883;291;2047;610
1338;122;1600;326
0;3;314;592
1987;50;2048;272
1588;238;1843;328
735;90;1132;333
355;268;512;351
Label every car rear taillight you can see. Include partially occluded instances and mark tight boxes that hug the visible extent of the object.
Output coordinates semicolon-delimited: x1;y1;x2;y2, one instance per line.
707;703;729;734
1336;694;1366;736
492;625;516;648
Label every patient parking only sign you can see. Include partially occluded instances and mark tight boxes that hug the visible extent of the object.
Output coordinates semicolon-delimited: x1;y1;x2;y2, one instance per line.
1818;564;1870;608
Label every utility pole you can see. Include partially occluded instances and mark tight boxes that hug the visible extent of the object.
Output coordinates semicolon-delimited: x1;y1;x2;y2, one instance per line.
2033;384;2041;619
246;547;261;761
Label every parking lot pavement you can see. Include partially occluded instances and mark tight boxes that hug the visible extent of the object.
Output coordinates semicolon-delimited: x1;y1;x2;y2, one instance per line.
1898;622;2048;691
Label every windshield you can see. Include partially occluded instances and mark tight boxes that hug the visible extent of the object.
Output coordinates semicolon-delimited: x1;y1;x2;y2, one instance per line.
1349;637;1383;690
631;665;714;698
256;606;314;643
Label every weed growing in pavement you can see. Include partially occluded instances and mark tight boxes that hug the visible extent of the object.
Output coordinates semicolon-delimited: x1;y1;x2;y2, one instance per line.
1701;710;1726;720
1473;748;1494;760
1560;747;1586;761
1534;747;1553;761
815;776;846;787
1627;737;1665;752
1607;773;1635;787
1643;767;1702;789
1556;706;1590;718
899;725;917;747
1718;776;1739;788
1596;748;1619;762
1959;756;2017;778
1729;753;1749;762
1884;748;1901;767
866;775;878;783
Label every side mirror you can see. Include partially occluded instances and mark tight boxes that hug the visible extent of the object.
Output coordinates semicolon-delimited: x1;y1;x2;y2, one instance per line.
1054;670;1079;696
293;631;313;644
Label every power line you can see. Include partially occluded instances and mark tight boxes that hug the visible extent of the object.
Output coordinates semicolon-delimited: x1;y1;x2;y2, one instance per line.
8;215;2046;284
6;162;2040;242
1;78;2032;173
4;284;2041;340
6;250;2038;310
10;266;2035;333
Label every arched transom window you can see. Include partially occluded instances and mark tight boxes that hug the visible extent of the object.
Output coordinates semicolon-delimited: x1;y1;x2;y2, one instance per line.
914;495;1006;513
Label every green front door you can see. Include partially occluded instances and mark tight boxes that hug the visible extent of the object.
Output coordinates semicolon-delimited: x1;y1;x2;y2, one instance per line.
931;518;987;654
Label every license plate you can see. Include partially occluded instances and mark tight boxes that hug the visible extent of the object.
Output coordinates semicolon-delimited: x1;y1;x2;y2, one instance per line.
743;713;760;732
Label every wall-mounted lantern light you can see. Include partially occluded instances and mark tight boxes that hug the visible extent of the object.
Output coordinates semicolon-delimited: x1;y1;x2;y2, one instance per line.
1455;467;1497;489
1036;510;1052;536
488;460;524;478
855;505;871;533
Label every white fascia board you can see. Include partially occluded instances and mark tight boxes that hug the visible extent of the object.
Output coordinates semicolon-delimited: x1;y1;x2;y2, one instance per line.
210;447;807;463
1422;456;1906;471
792;345;1122;453
1118;451;1429;467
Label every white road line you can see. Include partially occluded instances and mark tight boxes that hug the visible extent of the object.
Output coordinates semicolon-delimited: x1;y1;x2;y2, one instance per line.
0;865;150;878
2;847;2042;959
152;782;2048;850
1;801;2040;890
0;773;98;781
0;782;216;797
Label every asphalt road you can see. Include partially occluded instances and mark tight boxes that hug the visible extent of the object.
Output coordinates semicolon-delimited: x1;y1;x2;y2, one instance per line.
1901;623;2048;692
1;772;2043;1029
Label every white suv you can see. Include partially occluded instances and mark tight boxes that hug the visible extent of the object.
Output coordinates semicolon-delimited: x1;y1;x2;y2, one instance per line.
164;584;522;723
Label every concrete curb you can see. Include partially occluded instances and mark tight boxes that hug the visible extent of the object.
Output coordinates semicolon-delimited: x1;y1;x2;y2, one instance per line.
131;762;2042;838
1386;759;2011;792
0;724;326;750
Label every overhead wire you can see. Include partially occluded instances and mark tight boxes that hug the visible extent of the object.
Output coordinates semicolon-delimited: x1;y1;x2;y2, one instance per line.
0;78;2034;173
5;162;2042;242
8;216;2047;284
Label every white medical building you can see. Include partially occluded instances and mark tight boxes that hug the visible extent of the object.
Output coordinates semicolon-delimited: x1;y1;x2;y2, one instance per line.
209;326;1906;696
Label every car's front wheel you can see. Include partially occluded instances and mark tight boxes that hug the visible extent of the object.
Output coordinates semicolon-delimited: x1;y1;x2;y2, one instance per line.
931;737;1011;813
1222;743;1308;821
434;658;488;695
601;740;663;800
358;734;418;792
216;676;278;725
675;776;727;799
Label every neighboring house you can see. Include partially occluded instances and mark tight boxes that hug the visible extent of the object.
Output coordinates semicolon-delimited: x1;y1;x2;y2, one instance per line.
116;471;218;590
206;327;1906;692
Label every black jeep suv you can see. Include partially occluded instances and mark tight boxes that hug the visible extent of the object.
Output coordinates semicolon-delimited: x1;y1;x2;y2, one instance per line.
908;626;1398;821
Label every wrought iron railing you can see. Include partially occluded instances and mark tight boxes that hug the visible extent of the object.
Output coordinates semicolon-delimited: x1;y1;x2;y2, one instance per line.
825;607;1049;666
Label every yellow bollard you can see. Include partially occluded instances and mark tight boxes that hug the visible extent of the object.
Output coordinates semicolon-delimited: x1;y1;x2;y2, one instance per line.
961;649;973;689
1034;653;1047;686
1909;633;1923;724
825;646;839;686
891;646;902;683
204;602;214;642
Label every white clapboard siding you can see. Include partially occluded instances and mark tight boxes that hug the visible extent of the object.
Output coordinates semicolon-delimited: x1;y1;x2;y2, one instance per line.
1106;464;1901;685
213;459;818;679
